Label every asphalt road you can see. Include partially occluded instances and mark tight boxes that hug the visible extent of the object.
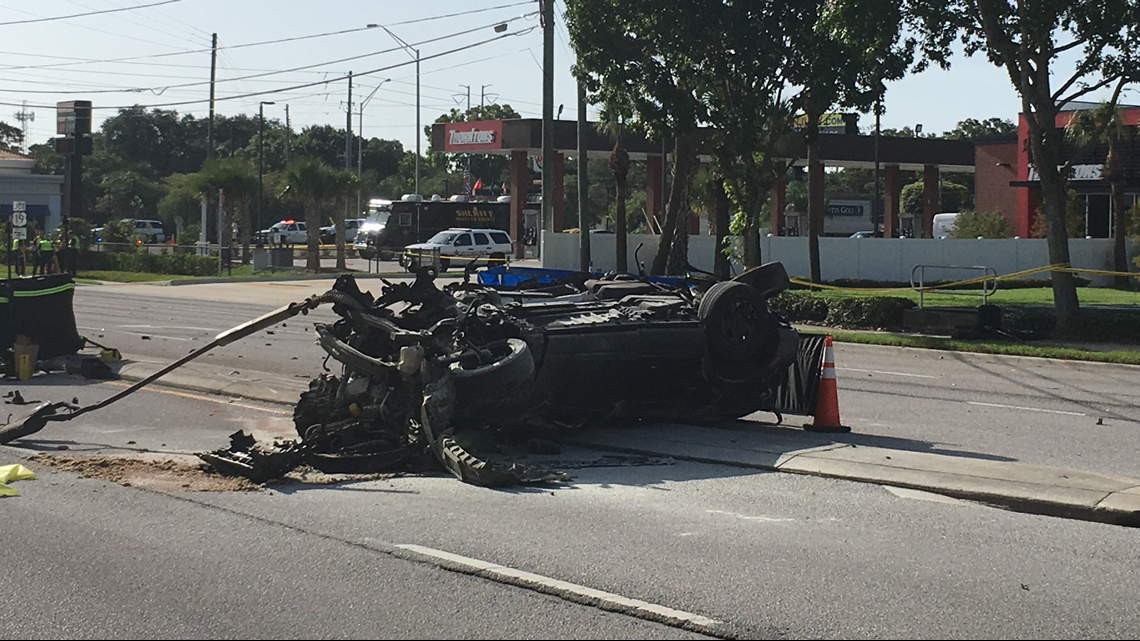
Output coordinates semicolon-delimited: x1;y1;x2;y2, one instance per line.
4;381;1139;639
72;283;1140;478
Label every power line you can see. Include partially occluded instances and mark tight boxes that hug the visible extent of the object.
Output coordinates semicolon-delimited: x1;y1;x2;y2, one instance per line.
0;5;535;72
0;24;538;111
0;0;183;27
61;0;206;48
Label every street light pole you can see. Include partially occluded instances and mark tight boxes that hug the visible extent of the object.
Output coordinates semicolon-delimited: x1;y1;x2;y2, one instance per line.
372;24;420;197
258;101;275;245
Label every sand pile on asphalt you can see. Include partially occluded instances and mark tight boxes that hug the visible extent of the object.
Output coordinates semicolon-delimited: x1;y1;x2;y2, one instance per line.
27;453;262;492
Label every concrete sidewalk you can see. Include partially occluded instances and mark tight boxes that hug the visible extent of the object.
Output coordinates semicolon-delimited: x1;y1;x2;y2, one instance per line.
112;352;1140;528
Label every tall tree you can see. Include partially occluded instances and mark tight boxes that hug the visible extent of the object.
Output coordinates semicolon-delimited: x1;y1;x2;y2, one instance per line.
566;0;703;275
193;157;257;262
595;102;631;273
792;0;916;282
907;0;1139;332
285;157;357;271
1066;101;1136;286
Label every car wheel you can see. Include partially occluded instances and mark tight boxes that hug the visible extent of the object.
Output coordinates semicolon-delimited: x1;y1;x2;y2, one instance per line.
439;258;451;271
357;249;374;260
450;338;535;403
490;252;506;265
699;281;771;361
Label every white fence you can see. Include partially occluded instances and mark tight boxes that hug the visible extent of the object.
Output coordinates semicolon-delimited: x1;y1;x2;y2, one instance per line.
541;232;1138;287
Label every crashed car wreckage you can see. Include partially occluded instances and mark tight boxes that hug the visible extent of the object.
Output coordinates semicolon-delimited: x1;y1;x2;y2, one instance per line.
1;260;802;487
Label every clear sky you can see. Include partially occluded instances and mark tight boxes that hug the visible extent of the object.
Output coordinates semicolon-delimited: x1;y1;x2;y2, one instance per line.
1;0;1131;153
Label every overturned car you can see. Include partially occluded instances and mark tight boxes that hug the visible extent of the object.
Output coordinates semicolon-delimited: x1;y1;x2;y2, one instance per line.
203;263;801;485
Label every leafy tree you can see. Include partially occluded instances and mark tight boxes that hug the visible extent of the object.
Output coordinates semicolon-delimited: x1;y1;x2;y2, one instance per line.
158;173;206;237
900;180;971;220
101;106;206;177
948;209;1012;238
28;142;64;175
791;0;915;281
193;157;257;262
595;102;632;272
285;157;358;271
942;117;1017;140
0;121;24;151
907;0;1139;331
1066;102;1136;286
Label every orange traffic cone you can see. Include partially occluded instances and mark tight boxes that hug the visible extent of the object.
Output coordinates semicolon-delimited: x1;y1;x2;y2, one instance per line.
804;335;850;433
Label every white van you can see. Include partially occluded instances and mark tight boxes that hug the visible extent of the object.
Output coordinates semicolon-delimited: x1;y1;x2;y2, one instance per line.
932;213;959;239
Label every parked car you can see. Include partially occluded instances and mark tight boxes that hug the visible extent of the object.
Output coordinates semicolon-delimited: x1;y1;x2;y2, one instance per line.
399;228;514;274
849;231;873;238
255;220;307;246
93;219;166;244
320;218;365;244
933;212;959;239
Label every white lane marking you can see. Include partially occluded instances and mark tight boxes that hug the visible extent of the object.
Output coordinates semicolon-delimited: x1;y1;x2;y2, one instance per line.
395;544;722;628
967;401;1085;416
706;509;795;523
840;367;938;379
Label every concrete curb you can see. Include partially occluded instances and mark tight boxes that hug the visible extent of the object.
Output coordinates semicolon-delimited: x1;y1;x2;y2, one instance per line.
112;355;1140;527
564;426;1140;528
167;271;411;286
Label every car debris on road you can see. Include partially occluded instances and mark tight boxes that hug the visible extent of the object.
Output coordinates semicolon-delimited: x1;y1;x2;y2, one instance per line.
3;261;804;488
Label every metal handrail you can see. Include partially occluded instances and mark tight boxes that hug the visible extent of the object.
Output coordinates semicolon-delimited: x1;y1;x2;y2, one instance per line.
909;264;998;309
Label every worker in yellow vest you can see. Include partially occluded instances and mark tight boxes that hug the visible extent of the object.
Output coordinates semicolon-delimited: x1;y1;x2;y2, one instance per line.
35;232;53;276
9;236;25;277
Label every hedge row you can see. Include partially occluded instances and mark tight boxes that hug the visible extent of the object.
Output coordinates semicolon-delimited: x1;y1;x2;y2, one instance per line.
78;250;217;276
771;291;1140;344
770;292;915;330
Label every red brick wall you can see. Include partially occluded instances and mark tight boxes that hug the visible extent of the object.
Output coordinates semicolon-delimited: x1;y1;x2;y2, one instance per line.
973;141;1019;233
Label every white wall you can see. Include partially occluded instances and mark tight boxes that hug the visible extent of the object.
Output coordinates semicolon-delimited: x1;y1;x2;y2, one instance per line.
542;232;1136;287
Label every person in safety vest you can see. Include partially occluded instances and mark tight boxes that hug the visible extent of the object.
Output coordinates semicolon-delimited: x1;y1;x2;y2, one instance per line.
35;231;54;276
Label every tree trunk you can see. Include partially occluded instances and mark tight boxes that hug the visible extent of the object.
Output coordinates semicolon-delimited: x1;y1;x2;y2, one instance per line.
713;177;730;278
805;115;823;284
305;205;321;272
615;172;628;273
335;198;347;271
666;193;691;275
651;131;696;275
1106;148;1128;287
1028;114;1080;333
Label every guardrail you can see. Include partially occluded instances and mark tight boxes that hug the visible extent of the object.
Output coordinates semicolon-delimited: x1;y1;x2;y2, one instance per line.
910;264;998;309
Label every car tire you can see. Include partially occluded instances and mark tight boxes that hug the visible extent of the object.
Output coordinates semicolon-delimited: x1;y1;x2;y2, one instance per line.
357;249;374;260
489;252;506;265
699;281;771;361
439;258;451;271
450;338;535;402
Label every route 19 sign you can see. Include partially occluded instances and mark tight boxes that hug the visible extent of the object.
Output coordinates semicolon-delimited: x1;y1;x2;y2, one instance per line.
12;211;27;227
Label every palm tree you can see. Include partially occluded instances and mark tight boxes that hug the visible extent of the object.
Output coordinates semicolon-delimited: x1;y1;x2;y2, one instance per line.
1065;101;1134;287
193;157;257;266
285;157;358;272
595;103;630;273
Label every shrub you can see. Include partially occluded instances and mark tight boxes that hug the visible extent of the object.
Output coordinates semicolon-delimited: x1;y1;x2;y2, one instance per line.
949;209;1012;239
771;291;829;322
824;296;915;329
78;250;216;276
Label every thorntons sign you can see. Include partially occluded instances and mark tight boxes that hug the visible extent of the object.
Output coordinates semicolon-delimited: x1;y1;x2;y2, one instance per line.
442;120;503;151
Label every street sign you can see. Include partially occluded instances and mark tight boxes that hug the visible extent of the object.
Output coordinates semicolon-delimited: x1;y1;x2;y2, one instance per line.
12;226;27;240
12;200;26;212
12;212;26;227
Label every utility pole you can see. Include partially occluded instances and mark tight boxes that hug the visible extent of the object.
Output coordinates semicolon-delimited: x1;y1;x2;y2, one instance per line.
481;84;493;108
873;94;882;237
541;0;555;248
285;104;291;165
207;33;217;158
577;80;589;271
459;84;470;111
345;71;353;228
13;101;33;152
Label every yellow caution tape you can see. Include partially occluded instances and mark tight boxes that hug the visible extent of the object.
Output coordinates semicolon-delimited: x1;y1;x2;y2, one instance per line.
0;463;36;497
